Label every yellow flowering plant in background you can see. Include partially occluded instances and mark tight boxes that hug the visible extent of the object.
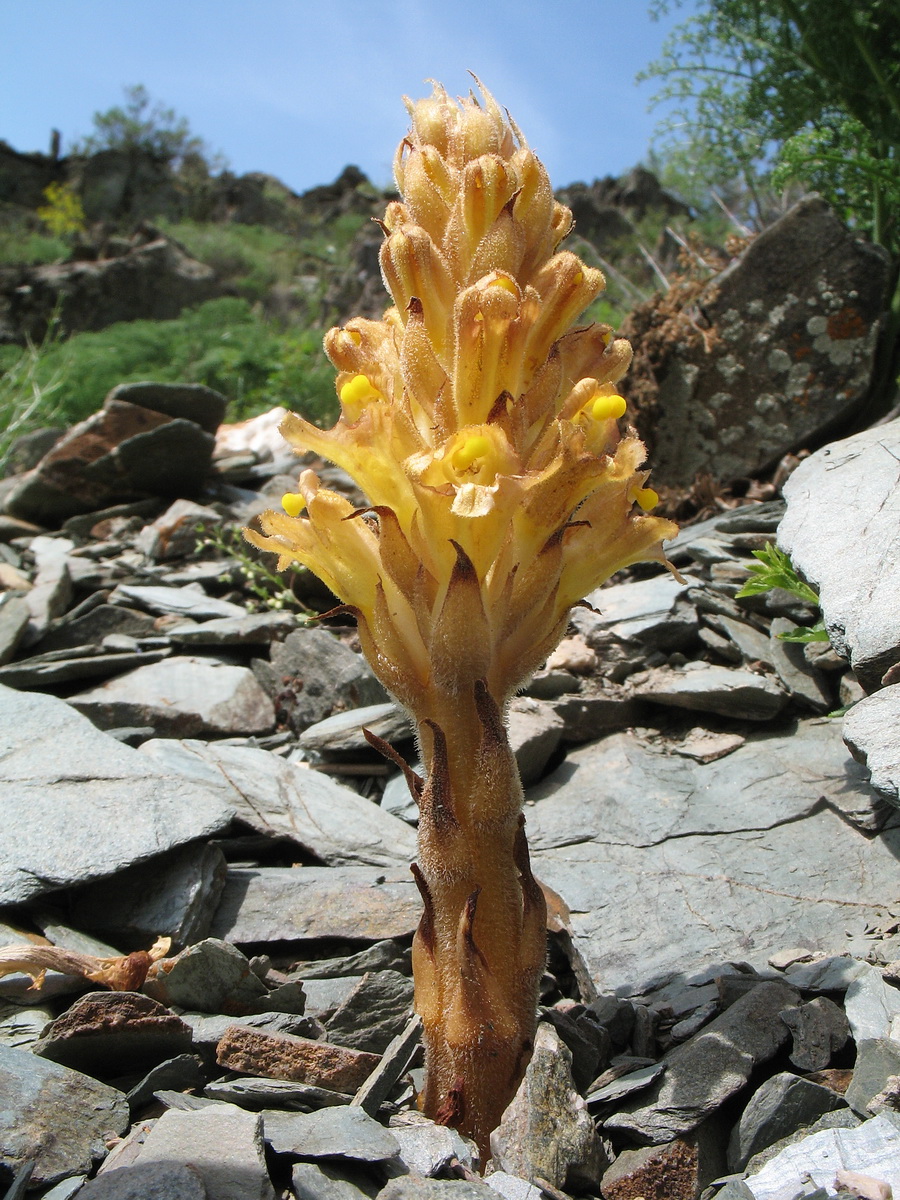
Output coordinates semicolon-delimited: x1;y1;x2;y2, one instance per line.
246;79;676;1156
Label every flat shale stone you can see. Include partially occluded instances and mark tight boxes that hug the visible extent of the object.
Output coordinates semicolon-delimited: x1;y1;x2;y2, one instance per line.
843;685;900;806
292;1163;378;1200
168;610;298;645
578;573;700;648
528;720;897;994
604;980;800;1144
389;1113;476;1175
209;867;421;944
379;1181;498;1200
325;971;414;1054
205;1076;351;1111
779;418;900;691
0;684;234;905
845;1039;900;1117
122;1104;276;1200
0;1043;129;1187
263;1105;401;1161
632;662;787;720
76;1161;207;1199
140;739;417;867
143;938;270;1015
0;594;29;664
844;965;900;1041
216;1025;380;1092
108;583;247;619
70;654;275;736
780;996;850;1071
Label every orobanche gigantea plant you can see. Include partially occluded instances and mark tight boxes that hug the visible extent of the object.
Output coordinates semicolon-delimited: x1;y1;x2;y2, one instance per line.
246;81;677;1153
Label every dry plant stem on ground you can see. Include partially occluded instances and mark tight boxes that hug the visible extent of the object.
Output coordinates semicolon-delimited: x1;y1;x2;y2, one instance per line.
246;80;676;1155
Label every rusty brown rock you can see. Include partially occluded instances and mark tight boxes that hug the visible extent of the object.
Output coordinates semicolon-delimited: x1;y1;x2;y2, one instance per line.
216;1025;380;1093
33;990;192;1075
600;1138;702;1200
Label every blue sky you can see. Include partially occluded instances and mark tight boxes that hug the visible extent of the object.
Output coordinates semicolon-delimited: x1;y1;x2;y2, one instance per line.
0;1;694;194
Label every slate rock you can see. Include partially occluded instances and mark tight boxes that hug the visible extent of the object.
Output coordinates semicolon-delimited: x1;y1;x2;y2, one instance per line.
76;1161;207;1200
263;1105;401;1161
3;399;216;525
210;867;421;944
70;655;275;736
139;739;417;867
627;196;892;488
632;661;787;720
779;417;900;691
120;1104;276;1200
604;981;800;1144
577;573;699;649
217;1025;380;1092
108;582;247;619
727;1071;847;1171
379;1180;498;1200
182;1010;316;1052
843;685;900;805
67;841;227;949
844;965;900;1042
485;1173;544;1200
0;1043;129;1187
0;999;55;1049
743;1111;900;1199
783;955;871;993
22;533;74;641
299;701;415;757
168;609;298;645
324;970;414;1055
528;721;896;994
491;1022;606;1192
767;618;833;712
780;996;850;1071
107;381;227;434
33;990;193;1076
352;1015;423;1117
0;594;29;664
252;627;388;732
0;684;234;905
292;1162;379;1200
389;1113;477;1176
125;1053;207;1113
143;938;270;1015
34;602;157;654
845;1039;900;1117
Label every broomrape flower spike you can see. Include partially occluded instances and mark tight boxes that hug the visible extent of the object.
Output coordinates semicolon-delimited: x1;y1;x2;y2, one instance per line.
246;79;677;1157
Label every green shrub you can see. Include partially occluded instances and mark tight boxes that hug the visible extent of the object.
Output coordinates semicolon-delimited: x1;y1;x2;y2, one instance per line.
0;298;339;431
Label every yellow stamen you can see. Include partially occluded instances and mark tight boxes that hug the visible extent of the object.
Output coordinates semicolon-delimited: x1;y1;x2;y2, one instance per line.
339;374;383;420
282;492;307;517
631;486;658;512
451;435;492;472
591;394;627;421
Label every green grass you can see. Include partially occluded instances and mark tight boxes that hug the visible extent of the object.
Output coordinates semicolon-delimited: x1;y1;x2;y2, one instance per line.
0;213;70;266
0;298;339;445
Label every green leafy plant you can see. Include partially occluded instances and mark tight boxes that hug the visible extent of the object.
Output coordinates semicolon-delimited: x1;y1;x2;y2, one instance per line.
736;543;829;642
196;523;311;616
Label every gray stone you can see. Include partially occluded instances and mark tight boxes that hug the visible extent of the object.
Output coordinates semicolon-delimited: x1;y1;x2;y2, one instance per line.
0;1000;55;1049
743;1111;900;1199
67;842;227;948
299;702;415;757
126;1053;207;1113
604;981;799;1144
205;1076;350;1110
844;685;900;805
0;594;29;664
0;644;171;688
108;583;247;619
845;965;900;1041
630;197;892;488
780;997;850;1071
546;690;644;743
77;1162;207;1200
767;619;833;712
125;1104;276;1200
485;1173;544;1200
727;1071;847;1171
352;1015;422;1117
143;938;270;1015
168;609;298;645
846;1039;900;1117
139;739;417;868
632;661;787;720
293;940;411;981
0;684;234;905
34;603;157;654
180;1009;315;1051
253;627;388;732
292;1162;377;1200
69;655;275;736
210;867;422;944
34;990;193;1076
783;956;870;993
263;1105;401;1161
576;573;700;648
0;1043;129;1187
107;381;227;434
38;1179;89;1200
22;534;74;643
133;497;223;560
389;1114;477;1176
381;765;421;824
325;970;414;1054
490;1022;605;1192
507;698;565;786
528;721;895;994
379;1182;497;1200
586;1060;665;1105
779;418;900;691
303;977;365;1019
599;1131;724;1200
